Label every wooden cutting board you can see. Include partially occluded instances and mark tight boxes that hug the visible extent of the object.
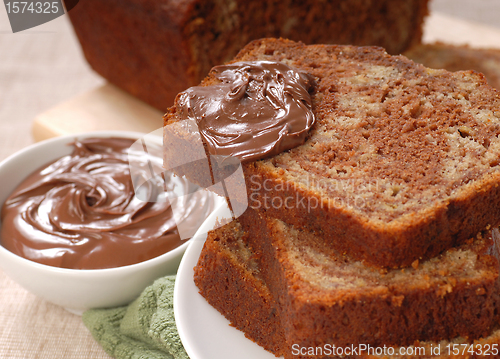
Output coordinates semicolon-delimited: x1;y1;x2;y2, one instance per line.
32;12;500;142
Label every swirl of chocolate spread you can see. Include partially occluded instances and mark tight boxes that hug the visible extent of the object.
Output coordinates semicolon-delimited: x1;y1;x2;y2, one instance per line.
0;137;215;269
176;61;316;162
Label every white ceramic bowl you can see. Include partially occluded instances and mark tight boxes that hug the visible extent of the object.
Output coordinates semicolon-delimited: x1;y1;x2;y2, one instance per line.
0;130;219;314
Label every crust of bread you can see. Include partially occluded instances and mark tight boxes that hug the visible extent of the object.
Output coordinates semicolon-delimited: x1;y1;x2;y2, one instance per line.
66;0;429;110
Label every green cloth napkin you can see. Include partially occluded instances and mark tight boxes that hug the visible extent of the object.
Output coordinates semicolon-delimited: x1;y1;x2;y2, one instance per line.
82;275;189;359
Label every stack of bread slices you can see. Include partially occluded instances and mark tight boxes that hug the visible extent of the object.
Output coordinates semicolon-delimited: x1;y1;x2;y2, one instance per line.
165;38;500;358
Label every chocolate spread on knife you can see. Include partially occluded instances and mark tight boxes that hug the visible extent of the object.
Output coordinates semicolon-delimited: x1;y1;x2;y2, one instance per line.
0;137;214;269
176;61;316;162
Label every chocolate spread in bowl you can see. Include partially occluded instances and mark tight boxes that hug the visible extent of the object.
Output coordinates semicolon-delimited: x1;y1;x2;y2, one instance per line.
0;137;215;269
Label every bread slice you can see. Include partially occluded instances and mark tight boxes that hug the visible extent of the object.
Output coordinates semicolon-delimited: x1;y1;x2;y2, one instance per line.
238;208;500;348
166;38;500;268
194;218;500;358
405;43;500;91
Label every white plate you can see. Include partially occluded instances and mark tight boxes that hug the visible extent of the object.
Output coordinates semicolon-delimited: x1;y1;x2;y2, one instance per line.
174;205;278;359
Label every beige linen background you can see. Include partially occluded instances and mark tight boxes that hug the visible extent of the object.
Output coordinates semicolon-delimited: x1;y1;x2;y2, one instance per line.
0;1;499;358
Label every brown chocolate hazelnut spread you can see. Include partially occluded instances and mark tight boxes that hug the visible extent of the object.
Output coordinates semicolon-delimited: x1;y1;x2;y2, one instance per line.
176;61;316;162
0;137;215;269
